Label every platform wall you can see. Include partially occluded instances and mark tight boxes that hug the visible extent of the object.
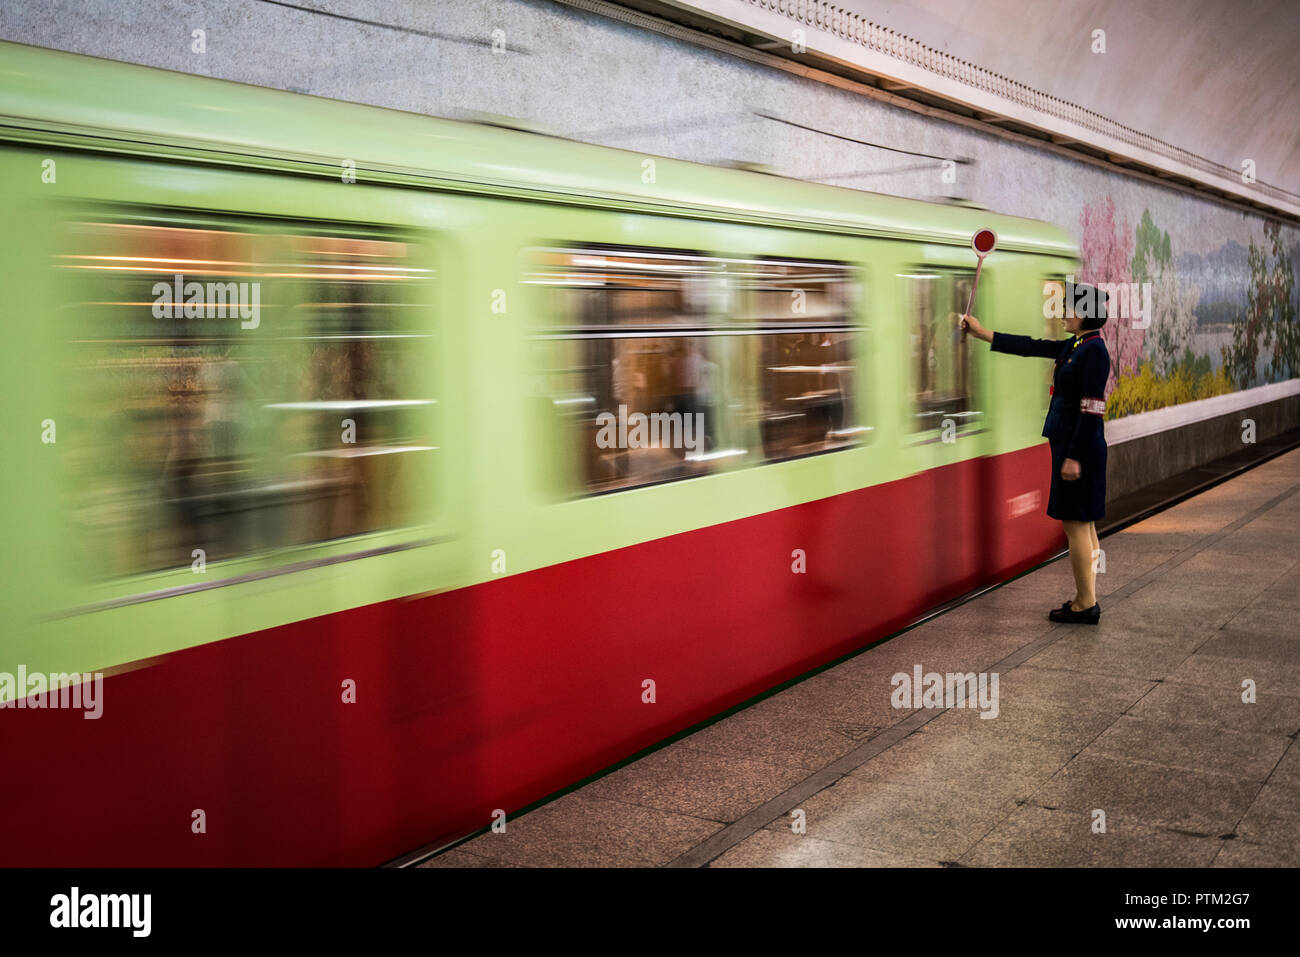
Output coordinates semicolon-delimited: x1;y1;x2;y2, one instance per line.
2;0;1297;440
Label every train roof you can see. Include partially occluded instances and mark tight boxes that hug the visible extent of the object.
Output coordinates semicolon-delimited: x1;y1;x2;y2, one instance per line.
0;40;1076;255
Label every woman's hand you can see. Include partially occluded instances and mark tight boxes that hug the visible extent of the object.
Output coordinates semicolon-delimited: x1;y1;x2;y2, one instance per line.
960;314;992;342
1061;458;1082;481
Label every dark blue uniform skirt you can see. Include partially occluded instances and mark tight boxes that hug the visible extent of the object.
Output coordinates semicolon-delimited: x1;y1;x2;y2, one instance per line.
1047;438;1107;522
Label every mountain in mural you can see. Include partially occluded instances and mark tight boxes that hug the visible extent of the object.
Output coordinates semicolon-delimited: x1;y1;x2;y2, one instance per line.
1176;241;1249;326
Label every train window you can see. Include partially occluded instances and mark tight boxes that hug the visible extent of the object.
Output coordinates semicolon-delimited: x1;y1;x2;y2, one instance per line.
904;271;981;433
526;246;724;495
60;217;434;579
728;258;863;461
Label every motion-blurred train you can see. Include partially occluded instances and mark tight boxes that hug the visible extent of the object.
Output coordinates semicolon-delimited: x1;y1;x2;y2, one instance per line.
0;41;1075;865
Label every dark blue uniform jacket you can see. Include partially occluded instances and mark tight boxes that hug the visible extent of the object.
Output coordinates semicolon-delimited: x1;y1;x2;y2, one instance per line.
991;330;1110;460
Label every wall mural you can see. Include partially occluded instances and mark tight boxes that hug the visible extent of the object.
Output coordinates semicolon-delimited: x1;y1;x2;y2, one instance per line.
1075;196;1299;420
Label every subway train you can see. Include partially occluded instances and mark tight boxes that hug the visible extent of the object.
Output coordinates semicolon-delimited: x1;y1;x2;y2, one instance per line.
0;40;1076;865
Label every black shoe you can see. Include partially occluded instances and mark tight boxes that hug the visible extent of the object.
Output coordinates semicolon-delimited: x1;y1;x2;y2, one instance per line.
1049;601;1100;624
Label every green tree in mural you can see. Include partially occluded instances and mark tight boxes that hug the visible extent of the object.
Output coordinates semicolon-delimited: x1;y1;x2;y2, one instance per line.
1131;209;1171;286
1132;209;1196;377
1266;224;1298;382
1223;222;1299;389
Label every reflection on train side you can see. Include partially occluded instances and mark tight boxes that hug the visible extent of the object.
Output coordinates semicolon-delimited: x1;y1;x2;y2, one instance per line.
58;216;435;579
902;271;981;434
527;245;866;495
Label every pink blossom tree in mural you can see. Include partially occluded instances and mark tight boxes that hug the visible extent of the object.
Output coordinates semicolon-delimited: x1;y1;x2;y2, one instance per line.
1079;196;1141;392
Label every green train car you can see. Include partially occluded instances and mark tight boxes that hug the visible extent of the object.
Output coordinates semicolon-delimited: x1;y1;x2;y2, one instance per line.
0;40;1077;865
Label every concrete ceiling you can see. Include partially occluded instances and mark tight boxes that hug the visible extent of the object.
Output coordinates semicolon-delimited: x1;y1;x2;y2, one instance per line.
836;0;1300;194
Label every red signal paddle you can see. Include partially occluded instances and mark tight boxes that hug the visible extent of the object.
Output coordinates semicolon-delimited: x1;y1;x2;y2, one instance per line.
962;227;997;341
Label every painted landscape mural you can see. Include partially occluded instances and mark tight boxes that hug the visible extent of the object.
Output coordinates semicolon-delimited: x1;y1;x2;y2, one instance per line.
1072;196;1299;420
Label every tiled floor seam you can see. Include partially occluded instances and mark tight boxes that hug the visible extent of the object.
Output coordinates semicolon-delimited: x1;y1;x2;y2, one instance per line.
663;706;948;866
994;548;1291;836
942;596;1174;846
1106;482;1300;603
1208;735;1300;865
1005;674;1296;861
668;475;1300;868
668;588;1173;867
1214;557;1300;632
665;618;1113;867
956;682;1157;864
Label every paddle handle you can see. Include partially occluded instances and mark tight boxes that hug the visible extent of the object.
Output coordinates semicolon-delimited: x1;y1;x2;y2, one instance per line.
961;256;985;341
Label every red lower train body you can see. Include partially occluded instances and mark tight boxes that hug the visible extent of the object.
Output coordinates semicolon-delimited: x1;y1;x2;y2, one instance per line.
2;444;1057;866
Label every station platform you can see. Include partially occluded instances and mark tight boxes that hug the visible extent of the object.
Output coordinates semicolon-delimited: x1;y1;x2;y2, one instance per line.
422;448;1300;868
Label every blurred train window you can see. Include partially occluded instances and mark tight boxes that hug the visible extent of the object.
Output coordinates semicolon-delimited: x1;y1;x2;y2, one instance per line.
729;258;863;460
526;246;724;494
60;217;434;579
904;271;981;433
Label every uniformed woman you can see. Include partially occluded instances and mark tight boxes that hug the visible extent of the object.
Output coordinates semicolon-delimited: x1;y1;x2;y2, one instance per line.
960;281;1110;624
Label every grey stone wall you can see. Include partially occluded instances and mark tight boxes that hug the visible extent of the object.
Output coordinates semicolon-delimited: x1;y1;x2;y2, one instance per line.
1108;396;1300;502
0;0;1287;229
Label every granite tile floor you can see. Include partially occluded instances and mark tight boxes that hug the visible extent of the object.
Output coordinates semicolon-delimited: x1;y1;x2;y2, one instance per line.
422;449;1300;868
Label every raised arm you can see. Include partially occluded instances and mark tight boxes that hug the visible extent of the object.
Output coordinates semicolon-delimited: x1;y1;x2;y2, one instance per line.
961;314;1062;358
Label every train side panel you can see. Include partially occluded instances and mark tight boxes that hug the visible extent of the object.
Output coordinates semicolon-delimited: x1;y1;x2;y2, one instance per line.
1;127;1070;865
